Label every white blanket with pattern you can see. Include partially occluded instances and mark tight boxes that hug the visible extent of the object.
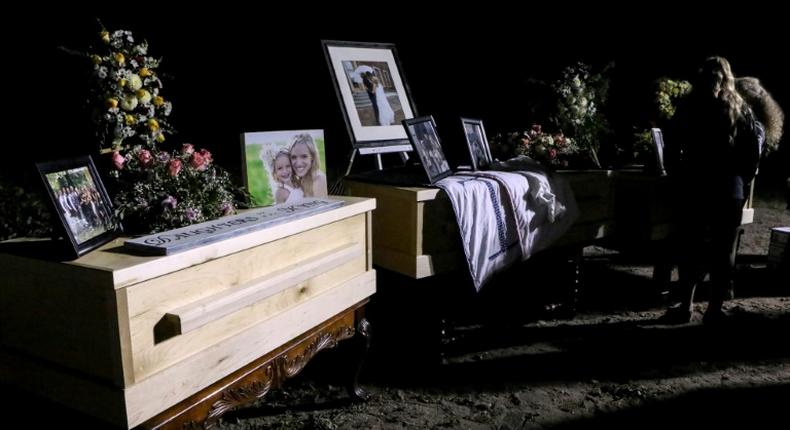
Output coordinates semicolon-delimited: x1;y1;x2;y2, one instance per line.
435;160;577;291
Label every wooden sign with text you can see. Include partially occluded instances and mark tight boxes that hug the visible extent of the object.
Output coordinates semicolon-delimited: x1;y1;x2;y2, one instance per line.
124;198;344;255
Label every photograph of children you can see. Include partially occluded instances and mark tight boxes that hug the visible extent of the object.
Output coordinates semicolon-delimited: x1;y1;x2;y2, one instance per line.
404;116;452;184
462;118;493;170
43;166;115;245
242;130;327;207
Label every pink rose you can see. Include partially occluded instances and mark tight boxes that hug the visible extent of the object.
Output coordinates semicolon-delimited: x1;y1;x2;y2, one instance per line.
548;148;558;159
554;134;566;147
111;151;125;170
182;143;194;155
168;159;182;177
190;151;207;171
138;149;153;167
199;148;213;164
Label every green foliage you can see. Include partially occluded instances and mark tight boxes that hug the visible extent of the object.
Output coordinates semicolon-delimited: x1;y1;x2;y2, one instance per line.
656;78;692;120
0;179;52;241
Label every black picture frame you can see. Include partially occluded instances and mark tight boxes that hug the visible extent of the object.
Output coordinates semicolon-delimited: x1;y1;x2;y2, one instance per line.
36;155;120;259
403;116;453;185
461;117;493;170
322;40;418;154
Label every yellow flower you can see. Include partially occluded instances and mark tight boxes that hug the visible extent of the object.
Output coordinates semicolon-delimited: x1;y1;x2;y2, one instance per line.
114;52;125;65
127;74;142;92
91;55;102;65
124;114;136;125
100;31;110;44
147;118;160;131
118;78;127;87
156;133;166;143
153;96;165;107
105;98;118;109
139;67;152;78
136;89;152;105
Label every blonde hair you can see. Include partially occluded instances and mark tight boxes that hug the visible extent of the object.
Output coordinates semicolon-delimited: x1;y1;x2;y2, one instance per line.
736;76;784;151
269;149;293;186
699;56;749;143
289;133;321;196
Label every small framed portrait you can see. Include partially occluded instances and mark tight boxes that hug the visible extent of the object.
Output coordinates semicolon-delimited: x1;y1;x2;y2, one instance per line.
241;130;328;207
36;156;120;258
461;117;492;170
322;40;417;154
651;128;667;176
403;116;453;185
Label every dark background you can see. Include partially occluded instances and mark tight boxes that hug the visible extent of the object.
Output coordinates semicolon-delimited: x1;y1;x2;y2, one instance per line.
4;6;788;192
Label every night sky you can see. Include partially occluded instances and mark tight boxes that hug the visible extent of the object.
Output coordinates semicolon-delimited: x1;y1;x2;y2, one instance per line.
5;6;788;189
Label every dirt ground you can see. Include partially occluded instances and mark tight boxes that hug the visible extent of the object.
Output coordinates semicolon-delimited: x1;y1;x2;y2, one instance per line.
214;195;790;430
2;194;787;430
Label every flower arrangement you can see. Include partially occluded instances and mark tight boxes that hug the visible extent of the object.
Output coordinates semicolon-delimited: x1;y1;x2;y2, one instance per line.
490;124;579;168
630;78;692;162
89;29;173;152
108;143;240;233
550;62;612;168
84;27;245;234
655;78;692;121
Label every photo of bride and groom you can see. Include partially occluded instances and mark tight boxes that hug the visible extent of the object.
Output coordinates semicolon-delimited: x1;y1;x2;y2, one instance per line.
242;130;328;208
346;62;406;127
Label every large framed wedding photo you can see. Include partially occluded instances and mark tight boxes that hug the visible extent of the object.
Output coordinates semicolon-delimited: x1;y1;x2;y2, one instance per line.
403;116;453;185
461;117;493;170
36;155;119;259
322;40;417;154
241;129;328;207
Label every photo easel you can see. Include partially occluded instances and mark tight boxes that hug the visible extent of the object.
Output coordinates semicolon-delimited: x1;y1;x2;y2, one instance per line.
331;144;411;195
343;144;412;177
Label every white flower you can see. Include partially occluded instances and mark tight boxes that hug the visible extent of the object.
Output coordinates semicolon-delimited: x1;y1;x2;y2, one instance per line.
133;42;148;56
127;74;143;92
120;94;138;111
136;89;152;105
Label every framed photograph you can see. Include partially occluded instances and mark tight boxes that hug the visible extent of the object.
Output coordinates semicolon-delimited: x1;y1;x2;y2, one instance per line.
241;130;327;207
461;117;492;170
403;116;453;184
651;128;667;176
36;155;119;258
322;40;417;154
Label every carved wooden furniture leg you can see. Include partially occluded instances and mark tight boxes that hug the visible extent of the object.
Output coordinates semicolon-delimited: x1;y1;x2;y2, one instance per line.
138;301;366;430
347;309;371;402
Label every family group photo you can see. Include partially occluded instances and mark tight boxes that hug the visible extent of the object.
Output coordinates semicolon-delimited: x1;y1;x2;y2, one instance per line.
43;165;114;245
242;130;328;207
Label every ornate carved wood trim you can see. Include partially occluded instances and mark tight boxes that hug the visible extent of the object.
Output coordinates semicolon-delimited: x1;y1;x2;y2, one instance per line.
139;302;366;430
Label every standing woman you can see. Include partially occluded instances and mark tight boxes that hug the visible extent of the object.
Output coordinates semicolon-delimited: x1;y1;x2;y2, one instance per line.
661;56;763;324
289;133;328;198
